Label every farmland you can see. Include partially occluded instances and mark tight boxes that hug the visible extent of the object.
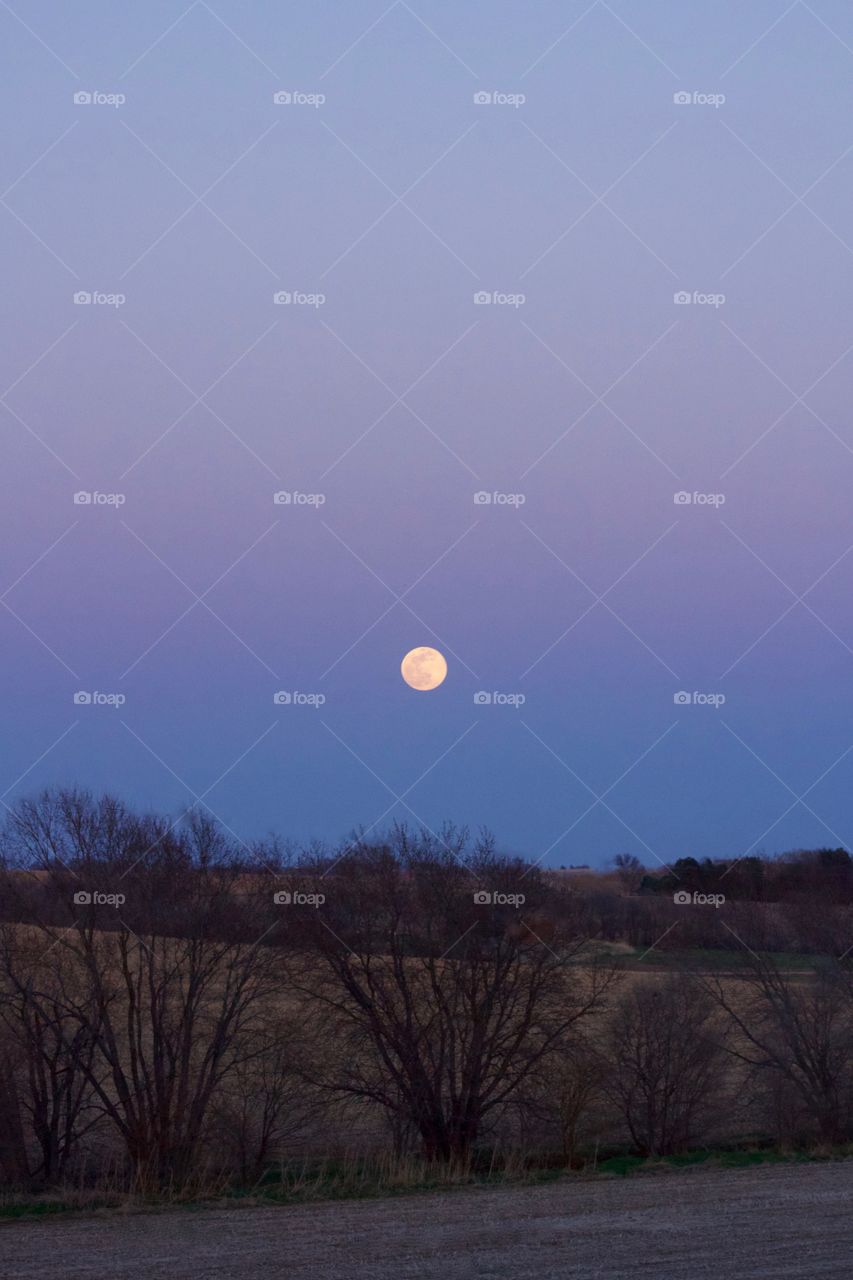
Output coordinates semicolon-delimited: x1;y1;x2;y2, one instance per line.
2;1161;852;1279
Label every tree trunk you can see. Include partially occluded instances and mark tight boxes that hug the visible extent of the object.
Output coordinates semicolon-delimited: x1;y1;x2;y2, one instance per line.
0;1072;30;1187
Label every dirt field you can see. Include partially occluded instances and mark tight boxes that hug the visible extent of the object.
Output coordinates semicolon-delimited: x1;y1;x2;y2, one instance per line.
2;1161;851;1279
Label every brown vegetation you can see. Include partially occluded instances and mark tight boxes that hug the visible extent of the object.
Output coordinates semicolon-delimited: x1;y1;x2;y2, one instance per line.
0;787;851;1197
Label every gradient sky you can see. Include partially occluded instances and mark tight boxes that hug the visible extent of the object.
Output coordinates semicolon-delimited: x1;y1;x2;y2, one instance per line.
2;0;853;869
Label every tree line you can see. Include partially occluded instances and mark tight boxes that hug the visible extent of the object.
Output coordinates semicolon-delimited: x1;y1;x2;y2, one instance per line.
0;788;851;1193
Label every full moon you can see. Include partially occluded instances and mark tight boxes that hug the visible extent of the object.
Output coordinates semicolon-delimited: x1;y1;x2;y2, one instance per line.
401;646;447;691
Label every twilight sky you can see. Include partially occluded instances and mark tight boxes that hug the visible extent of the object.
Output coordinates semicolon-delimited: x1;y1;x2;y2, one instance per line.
2;0;853;869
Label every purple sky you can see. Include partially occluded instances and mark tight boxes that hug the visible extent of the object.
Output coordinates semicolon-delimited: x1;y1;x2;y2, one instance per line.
2;1;853;869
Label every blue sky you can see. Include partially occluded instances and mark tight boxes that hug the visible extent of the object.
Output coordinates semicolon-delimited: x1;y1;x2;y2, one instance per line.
2;1;853;868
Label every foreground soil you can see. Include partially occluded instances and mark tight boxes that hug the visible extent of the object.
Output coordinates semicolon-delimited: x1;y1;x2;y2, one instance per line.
2;1161;852;1279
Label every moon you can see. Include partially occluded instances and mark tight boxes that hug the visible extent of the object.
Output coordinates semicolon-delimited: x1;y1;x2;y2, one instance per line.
401;646;447;691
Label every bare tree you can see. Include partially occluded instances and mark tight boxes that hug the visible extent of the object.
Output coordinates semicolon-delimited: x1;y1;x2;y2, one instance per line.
0;924;102;1185
0;1039;29;1186
613;853;644;895
210;1023;318;1184
3;791;284;1189
286;827;615;1163
604;975;726;1156
702;954;853;1145
550;1038;605;1165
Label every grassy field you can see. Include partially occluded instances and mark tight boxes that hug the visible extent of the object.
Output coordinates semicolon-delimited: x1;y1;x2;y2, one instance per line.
627;947;825;972
0;1146;847;1222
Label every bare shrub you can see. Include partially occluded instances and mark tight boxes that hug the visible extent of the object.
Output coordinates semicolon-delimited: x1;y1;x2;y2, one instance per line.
604;975;727;1156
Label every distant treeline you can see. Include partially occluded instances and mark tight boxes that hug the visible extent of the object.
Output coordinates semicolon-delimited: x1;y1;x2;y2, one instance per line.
635;848;853;902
